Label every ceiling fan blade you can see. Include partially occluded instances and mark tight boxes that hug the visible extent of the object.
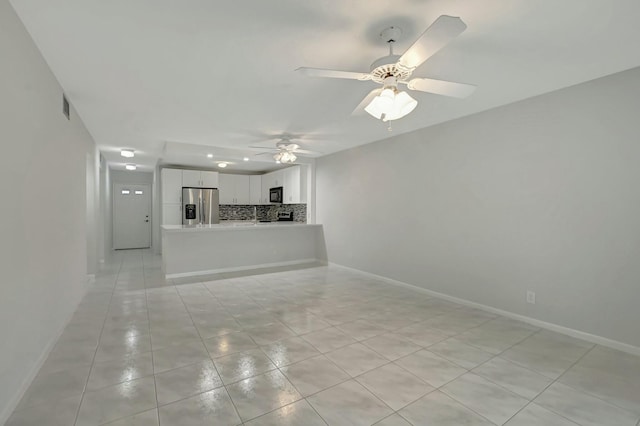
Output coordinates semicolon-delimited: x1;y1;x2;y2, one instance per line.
248;145;278;150
351;88;382;116
406;78;476;98
296;67;372;81
294;149;323;155
398;15;467;70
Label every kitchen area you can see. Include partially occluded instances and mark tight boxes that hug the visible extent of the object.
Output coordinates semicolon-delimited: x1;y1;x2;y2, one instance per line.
160;164;326;278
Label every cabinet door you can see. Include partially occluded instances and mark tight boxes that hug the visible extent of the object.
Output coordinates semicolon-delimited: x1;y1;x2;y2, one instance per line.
162;204;182;225
182;170;201;187
250;175;262;205
272;170;284;187
201;171;219;188
161;168;183;204
283;166;300;204
218;173;234;204
261;173;271;203
235;175;250;204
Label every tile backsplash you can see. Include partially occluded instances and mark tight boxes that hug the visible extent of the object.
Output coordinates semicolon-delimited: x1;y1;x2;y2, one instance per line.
219;204;307;222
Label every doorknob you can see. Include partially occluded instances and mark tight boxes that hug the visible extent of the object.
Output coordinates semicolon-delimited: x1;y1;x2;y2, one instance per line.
145;220;149;222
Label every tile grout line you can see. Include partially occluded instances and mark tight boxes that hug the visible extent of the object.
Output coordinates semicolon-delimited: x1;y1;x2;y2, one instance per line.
72;253;124;426
49;257;640;426
411;326;551;426
173;278;245;425
142;251;161;426
498;342;598;426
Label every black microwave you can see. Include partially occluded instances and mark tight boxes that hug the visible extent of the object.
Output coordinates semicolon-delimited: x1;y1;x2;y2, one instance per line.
269;186;283;203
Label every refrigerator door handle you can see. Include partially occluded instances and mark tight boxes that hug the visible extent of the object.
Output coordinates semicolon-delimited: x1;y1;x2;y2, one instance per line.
201;197;205;224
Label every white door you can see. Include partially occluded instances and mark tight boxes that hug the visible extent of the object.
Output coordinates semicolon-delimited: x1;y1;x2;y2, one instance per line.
114;183;151;249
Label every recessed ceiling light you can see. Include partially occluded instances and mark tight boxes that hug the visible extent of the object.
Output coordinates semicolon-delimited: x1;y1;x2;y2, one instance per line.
125;164;137;171
243;157;249;162
207;154;213;158
121;149;134;158
218;162;228;168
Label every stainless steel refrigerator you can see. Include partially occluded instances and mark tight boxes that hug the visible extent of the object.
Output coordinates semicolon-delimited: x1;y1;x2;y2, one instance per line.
182;187;219;225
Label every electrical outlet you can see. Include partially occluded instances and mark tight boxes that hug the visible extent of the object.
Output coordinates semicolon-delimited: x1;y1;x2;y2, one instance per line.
526;291;536;304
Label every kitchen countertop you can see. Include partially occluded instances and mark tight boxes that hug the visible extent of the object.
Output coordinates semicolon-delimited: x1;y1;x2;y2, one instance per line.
161;221;320;233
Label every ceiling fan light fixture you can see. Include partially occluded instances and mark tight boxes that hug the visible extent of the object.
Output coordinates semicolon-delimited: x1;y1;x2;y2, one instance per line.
284;152;297;163
273;150;297;164
365;88;417;122
394;91;418;117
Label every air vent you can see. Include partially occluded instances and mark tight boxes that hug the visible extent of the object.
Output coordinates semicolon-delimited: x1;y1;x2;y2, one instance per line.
62;95;70;120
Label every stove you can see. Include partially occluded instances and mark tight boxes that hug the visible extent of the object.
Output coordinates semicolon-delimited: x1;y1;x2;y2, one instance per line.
277;211;294;221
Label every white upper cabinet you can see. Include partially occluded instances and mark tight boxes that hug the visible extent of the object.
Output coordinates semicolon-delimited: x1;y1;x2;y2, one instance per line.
261;169;284;203
235;175;250;204
283;166;301;204
182;170;201;187
161;168;183;204
218;173;234;204
182;170;219;188
219;174;250;205
262;169;283;189
250;175;262;205
261;174;270;204
201;171;219;188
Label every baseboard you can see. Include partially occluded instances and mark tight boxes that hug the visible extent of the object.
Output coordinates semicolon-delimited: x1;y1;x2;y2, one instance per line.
166;258;324;279
0;282;88;424
329;262;640;357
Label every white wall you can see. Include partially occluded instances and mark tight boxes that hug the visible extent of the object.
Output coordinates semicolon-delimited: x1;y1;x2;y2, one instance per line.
0;0;99;420
86;143;100;274
317;67;640;350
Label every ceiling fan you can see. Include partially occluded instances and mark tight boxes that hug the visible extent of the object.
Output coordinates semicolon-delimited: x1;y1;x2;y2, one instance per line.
250;138;322;164
297;15;476;122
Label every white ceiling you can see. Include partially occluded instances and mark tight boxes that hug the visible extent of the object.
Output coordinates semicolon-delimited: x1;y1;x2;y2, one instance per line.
9;0;640;173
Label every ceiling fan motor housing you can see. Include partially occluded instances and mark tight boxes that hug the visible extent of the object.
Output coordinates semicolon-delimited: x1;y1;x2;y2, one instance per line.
369;55;412;84
275;142;300;151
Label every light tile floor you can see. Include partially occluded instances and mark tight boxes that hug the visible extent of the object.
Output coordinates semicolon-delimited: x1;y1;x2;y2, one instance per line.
7;249;640;426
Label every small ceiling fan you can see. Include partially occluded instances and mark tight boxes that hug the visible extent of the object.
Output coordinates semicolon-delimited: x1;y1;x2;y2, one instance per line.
250;138;322;164
297;15;476;122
